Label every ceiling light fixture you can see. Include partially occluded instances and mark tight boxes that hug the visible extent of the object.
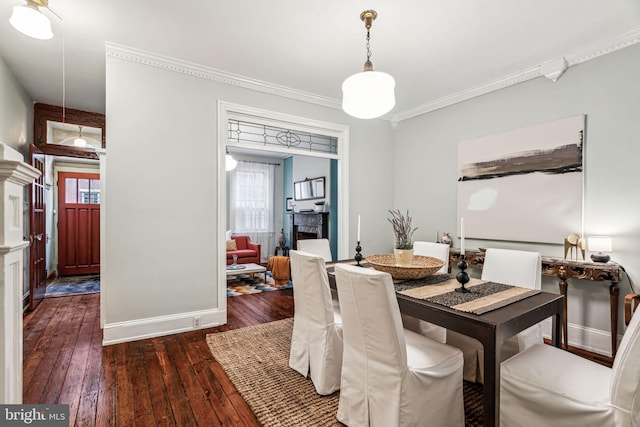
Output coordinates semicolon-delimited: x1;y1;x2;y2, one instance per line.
74;126;87;147
342;10;395;119
10;0;54;40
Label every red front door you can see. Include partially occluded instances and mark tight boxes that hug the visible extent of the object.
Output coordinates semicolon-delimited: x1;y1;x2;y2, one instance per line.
58;172;101;276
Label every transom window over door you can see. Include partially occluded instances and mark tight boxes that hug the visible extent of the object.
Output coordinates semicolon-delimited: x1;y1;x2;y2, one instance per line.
229;161;276;262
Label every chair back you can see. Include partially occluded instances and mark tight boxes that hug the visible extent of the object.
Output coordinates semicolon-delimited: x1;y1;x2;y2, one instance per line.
231;235;249;250
610;305;640;420
413;241;450;273
481;248;541;290
297;239;333;262
289;250;336;328
289;250;343;395
334;264;407;375
482;248;542;350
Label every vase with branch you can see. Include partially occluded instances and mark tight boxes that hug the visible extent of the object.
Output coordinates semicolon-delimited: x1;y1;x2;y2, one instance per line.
387;209;418;266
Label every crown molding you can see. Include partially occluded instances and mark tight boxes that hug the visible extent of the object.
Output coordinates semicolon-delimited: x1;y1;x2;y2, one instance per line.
106;27;640;126
391;27;640;124
105;42;341;110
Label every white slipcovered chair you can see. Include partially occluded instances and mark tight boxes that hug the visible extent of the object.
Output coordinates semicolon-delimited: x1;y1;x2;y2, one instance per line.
288;250;343;395
446;248;542;383
401;241;450;343
500;304;640;426
297;238;333;262
334;263;464;427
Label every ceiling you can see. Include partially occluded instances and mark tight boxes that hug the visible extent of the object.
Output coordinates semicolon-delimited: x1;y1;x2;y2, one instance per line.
1;1;639;121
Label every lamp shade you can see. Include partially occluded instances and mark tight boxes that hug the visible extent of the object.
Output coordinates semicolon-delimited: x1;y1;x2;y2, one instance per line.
225;153;237;171
342;70;395;119
588;236;612;252
10;4;53;40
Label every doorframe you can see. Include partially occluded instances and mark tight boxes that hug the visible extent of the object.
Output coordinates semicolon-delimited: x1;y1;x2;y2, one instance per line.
217;101;350;314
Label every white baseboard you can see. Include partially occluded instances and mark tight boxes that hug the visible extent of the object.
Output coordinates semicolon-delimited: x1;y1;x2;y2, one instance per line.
102;308;226;346
540;318;618;357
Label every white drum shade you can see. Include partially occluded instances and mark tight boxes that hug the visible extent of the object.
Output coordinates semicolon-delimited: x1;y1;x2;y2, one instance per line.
342;70;395;119
10;4;53;40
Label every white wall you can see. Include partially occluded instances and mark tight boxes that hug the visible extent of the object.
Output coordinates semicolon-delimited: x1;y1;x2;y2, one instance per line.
0;55;33;302
0;56;32;158
105;52;394;342
394;43;640;353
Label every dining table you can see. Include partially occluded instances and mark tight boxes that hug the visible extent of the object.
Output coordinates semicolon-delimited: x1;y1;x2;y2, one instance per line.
326;260;564;427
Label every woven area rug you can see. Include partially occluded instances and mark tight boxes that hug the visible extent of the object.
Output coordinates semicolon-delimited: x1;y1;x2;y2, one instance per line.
206;318;484;426
45;274;100;297
227;271;292;297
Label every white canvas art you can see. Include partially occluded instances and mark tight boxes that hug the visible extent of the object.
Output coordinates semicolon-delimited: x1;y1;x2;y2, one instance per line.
457;115;584;244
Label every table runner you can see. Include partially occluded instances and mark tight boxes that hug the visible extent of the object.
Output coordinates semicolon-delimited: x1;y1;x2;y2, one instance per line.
327;262;540;315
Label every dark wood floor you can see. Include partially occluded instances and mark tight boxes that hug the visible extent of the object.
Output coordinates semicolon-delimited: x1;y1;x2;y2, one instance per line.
23;290;613;426
23;290;294;426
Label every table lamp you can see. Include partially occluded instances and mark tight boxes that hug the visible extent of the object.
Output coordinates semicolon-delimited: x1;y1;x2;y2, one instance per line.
588;236;612;263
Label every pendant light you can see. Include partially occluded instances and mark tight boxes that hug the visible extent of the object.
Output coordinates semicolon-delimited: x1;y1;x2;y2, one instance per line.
10;0;53;40
225;153;237;171
342;10;395;119
74;126;87;147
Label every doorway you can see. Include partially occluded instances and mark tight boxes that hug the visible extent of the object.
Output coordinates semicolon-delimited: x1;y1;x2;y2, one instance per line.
217;101;350;313
28;103;105;310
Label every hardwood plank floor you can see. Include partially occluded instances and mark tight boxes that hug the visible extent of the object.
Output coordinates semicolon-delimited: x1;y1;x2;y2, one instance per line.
23;290;294;426
23;290;612;426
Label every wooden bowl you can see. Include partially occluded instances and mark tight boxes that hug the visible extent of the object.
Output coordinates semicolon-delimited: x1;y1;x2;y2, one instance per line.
365;254;446;280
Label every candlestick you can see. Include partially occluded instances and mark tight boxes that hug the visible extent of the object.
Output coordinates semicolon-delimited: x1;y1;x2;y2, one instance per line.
460;217;465;255
357;214;361;242
455;254;470;293
354;241;363;266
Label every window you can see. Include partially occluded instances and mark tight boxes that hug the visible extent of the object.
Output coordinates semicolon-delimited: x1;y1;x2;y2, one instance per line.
229;161;276;261
65;177;100;204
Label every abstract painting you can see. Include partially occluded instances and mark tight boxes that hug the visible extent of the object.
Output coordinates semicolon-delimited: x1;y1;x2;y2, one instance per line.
457;115;584;243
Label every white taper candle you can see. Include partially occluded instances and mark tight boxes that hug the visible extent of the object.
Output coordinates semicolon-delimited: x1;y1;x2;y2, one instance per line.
357;214;361;242
460;217;465;255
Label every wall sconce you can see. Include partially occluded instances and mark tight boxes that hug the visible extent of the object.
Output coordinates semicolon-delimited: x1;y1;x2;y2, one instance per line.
588;236;612;263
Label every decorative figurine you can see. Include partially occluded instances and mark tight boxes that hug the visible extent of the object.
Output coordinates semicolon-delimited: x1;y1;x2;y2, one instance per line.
440;232;452;247
564;233;585;260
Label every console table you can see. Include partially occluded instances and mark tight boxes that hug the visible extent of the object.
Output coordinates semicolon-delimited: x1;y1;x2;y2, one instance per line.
449;249;625;358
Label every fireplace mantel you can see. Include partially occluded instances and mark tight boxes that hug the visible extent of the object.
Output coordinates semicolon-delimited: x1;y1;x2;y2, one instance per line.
290;212;329;250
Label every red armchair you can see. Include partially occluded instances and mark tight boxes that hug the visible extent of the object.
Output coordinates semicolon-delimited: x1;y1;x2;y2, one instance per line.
226;235;261;265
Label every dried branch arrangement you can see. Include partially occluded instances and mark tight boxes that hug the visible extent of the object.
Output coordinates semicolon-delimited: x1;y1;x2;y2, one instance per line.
387;209;418;249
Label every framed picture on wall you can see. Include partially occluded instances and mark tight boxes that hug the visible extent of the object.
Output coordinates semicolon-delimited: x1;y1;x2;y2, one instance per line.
286;197;293;212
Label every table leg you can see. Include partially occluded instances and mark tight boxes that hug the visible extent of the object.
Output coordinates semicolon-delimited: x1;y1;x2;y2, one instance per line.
482;333;499;427
610;282;619;358
558;278;568;349
552;309;562;348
